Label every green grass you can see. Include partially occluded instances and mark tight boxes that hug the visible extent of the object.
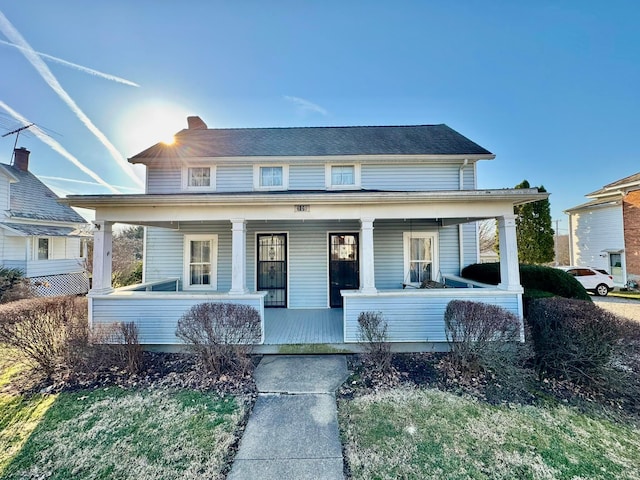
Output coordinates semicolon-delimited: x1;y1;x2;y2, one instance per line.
610;291;640;300
339;388;640;480
1;387;247;480
0;349;249;480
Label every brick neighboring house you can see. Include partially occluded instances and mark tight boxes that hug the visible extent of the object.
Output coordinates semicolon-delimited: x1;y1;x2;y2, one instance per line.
566;172;640;286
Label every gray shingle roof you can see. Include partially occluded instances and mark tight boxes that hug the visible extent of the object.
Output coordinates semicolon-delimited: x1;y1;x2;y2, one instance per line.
0;164;86;223
587;171;640;197
129;124;493;162
0;223;87;237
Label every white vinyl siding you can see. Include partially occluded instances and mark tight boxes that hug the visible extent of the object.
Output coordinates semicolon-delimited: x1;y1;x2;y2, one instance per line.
147;166;181;193
217;165;253;192
289;165;324;190
569;204;624;272
145;224;231;291
361;164;460;191
146;160;476;193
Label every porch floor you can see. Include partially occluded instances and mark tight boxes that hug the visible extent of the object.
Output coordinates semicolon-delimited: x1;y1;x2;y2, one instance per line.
263;308;343;345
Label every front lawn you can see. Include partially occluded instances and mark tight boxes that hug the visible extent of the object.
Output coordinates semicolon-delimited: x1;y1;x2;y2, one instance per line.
1;387;247;480
340;388;640;480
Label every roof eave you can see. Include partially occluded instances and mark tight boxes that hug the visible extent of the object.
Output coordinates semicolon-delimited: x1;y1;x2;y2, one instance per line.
63;188;546;210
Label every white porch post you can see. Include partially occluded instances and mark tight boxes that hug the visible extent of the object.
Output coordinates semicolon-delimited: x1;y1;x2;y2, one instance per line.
230;219;248;294
360;217;377;293
497;214;521;291
91;220;113;293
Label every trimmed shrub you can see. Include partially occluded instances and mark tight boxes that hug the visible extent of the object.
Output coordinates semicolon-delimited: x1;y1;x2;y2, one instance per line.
461;263;591;302
527;297;626;385
444;300;524;373
357;311;392;372
0;296;88;376
175;303;261;375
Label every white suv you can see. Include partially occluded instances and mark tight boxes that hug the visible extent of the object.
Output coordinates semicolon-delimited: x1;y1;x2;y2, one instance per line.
557;266;615;296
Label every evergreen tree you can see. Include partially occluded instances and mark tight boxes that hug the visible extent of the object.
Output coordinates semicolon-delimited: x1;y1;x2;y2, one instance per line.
514;180;554;264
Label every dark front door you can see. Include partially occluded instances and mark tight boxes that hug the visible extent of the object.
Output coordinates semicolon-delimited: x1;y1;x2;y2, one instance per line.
257;234;287;307
329;233;359;308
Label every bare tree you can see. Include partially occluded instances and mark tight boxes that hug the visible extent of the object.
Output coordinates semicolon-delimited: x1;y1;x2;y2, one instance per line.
478;219;497;253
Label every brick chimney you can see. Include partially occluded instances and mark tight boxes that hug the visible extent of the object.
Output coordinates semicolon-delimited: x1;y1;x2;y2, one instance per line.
13;147;30;171
187;116;208;130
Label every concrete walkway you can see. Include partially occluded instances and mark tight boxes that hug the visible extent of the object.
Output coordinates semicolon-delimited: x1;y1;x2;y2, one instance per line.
228;355;349;480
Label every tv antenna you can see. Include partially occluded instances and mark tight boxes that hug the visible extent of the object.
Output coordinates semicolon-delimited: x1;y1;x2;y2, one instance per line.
2;123;34;165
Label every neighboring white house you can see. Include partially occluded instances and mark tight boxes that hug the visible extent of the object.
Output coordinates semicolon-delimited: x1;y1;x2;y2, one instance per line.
65;118;547;352
565;172;640;287
0;147;89;296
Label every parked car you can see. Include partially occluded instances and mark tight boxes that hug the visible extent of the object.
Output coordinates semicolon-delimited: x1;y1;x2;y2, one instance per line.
556;266;615;296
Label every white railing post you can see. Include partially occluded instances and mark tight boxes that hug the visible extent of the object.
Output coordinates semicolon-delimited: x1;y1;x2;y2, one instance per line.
360;218;377;293
230;219;248;294
497;214;522;291
91;220;113;293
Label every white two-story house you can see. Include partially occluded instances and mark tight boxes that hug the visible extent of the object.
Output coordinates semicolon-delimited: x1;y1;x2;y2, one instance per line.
1;147;89;296
65;117;546;352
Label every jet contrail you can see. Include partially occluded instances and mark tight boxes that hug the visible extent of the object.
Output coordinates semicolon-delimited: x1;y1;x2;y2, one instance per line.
0;11;145;188
40;175;140;192
0;101;121;194
0;39;139;87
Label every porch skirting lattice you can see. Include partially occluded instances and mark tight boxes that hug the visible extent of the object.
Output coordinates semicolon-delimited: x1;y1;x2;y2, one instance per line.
31;272;90;297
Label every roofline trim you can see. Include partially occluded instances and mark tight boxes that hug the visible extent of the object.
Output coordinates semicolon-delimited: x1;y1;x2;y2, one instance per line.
63;188;546;210
129;153;495;165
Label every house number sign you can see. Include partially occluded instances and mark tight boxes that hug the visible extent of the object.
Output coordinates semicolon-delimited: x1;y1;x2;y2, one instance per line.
295;205;310;212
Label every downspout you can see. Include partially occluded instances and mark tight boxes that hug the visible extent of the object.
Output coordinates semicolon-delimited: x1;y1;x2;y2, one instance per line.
458;159;469;272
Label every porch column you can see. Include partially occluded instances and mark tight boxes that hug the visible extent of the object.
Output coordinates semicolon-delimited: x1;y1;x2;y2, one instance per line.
91;220;113;293
230;219;248;294
360;218;377;293
497;214;521;291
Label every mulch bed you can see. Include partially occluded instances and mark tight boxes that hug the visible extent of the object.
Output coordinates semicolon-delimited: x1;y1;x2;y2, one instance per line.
339;352;640;426
7;352;259;398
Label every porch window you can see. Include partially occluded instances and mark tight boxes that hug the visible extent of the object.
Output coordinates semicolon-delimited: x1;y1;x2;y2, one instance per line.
403;232;439;286
253;165;289;190
183;166;215;190
36;238;50;260
183;234;218;289
326;164;361;189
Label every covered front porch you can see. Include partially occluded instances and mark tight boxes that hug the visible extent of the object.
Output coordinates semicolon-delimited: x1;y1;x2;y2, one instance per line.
67;188;544;351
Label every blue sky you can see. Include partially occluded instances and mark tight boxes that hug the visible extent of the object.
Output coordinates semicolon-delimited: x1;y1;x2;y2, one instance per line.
1;1;639;233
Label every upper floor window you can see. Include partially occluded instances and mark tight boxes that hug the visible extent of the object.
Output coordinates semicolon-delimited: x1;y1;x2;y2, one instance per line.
182;165;215;190
403;232;439;286
254;165;288;190
37;238;50;260
326;164;360;189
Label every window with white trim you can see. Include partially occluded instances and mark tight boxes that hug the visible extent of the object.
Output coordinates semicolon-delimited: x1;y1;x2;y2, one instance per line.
36;237;50;260
403;232;439;286
182;166;215;190
254;165;288;190
325;164;360;189
183;234;218;289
